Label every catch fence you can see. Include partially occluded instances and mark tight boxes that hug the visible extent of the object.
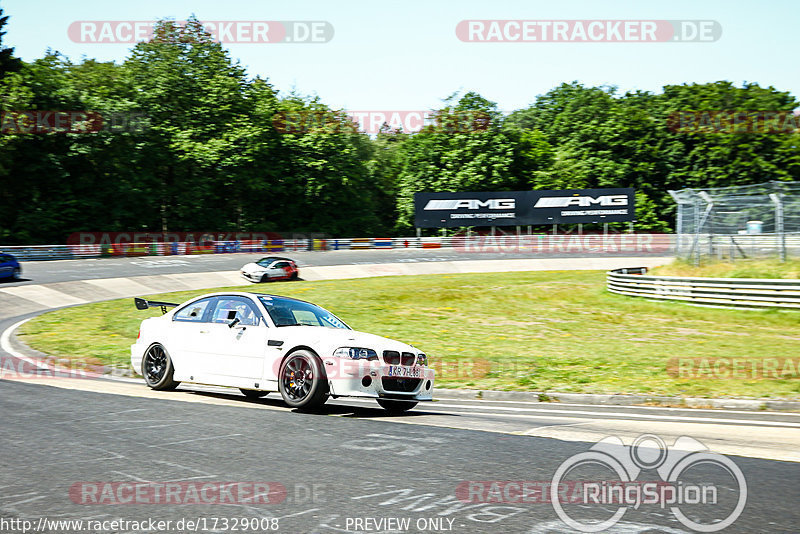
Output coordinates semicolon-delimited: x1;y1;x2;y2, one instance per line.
669;181;800;264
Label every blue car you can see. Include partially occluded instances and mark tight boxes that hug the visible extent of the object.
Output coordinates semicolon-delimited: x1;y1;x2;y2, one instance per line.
0;253;21;280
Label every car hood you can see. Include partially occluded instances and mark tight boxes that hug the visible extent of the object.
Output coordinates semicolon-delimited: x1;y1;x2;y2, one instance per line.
241;262;265;272
276;326;417;354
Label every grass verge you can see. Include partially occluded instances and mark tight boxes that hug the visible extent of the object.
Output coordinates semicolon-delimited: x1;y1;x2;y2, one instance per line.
17;271;800;399
650;257;800;279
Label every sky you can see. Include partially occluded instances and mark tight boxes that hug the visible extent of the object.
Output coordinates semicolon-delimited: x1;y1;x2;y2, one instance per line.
3;0;799;113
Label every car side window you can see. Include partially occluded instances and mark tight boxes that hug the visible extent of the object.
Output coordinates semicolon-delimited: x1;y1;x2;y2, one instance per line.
292;309;322;326
273;262;288;268
173;298;214;322
210;297;261;326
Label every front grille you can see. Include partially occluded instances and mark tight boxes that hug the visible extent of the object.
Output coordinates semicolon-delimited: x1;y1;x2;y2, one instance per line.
383;350;400;365
383;350;417;366
381;377;422;393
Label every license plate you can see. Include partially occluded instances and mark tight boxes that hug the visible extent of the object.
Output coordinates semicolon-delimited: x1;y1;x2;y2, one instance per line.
388;365;421;378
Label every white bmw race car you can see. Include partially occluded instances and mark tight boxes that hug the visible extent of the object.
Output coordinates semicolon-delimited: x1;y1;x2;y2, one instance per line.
130;292;434;412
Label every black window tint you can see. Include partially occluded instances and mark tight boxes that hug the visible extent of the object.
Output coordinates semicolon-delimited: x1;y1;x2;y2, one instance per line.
258;295;349;329
173;298;213;322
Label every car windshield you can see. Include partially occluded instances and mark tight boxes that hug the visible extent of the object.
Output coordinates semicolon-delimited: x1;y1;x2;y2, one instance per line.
256;257;282;267
257;295;349;329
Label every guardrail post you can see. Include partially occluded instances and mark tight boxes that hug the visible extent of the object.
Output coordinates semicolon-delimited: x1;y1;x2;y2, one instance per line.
668;190;684;255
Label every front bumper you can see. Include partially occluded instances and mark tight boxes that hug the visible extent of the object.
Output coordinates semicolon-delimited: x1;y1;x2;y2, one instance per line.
240;271;263;282
322;358;435;400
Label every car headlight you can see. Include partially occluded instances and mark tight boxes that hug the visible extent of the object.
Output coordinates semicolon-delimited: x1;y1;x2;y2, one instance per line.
333;347;378;360
417;353;428;366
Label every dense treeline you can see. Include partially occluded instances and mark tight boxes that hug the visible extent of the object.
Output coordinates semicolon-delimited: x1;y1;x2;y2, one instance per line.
1;14;798;244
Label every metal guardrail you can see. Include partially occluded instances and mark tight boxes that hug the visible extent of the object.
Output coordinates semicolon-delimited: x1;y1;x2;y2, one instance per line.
607;267;800;309
0;238;438;260
5;234;799;263
2;233;678;261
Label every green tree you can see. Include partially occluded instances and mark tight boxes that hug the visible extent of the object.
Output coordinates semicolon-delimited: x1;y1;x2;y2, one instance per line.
396;92;553;230
0;7;21;80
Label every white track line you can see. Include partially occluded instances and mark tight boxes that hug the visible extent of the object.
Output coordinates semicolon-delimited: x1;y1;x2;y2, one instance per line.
0;317;106;379
416;402;800;428
433;396;800;417
1;318;40;365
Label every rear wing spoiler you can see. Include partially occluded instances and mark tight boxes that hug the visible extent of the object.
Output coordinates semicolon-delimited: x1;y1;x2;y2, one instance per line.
134;297;179;314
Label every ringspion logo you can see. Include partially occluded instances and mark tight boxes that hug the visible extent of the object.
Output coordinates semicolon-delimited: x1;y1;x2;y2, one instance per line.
456;20;721;42
551;434;746;532
68;21;334;43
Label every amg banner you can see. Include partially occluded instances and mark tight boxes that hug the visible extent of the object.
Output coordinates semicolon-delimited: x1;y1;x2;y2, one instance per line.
414;188;635;228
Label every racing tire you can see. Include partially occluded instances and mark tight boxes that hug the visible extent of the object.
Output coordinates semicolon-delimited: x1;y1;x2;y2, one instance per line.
260;274;270;283
12;267;21;280
290;272;299;280
142;343;180;391
278;350;328;410
240;389;269;399
377;399;418;414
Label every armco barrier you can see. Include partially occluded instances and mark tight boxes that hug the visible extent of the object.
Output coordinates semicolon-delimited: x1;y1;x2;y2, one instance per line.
2;240;302;261
349;238;372;250
607;267;800;309
3;233;679;261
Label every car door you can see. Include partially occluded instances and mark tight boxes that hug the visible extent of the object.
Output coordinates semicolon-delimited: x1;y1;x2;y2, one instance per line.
167;296;216;379
202;296;269;383
266;261;290;280
0;255;11;278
